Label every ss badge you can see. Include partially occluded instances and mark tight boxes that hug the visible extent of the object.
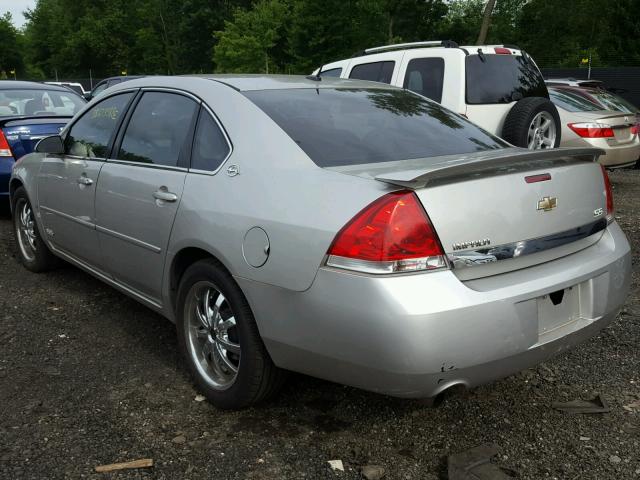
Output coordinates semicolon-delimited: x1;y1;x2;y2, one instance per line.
593;207;604;217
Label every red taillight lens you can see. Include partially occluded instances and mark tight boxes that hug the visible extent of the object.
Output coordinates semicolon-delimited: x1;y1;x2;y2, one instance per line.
326;191;448;274
631;123;639;135
568;123;614;138
494;47;512;55
600;164;614;221
0;130;13;157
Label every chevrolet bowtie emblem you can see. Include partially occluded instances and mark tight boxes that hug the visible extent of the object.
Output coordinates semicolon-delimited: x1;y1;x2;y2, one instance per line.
537;196;557;211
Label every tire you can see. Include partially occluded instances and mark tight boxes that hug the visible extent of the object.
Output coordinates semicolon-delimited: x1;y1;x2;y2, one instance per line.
176;258;285;409
11;186;60;272
502;97;561;149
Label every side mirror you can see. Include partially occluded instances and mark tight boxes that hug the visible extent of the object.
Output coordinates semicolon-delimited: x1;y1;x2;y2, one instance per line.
84;92;93;101
35;135;65;154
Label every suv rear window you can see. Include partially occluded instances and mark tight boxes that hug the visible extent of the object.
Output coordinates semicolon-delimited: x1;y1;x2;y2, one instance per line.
349;61;395;84
244;88;506;167
465;54;548;104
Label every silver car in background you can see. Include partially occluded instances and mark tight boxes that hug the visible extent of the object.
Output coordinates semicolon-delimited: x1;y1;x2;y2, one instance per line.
549;86;640;168
10;76;631;409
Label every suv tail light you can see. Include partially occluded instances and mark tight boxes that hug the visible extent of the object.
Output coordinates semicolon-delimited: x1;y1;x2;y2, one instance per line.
0;130;13;157
601;164;614;222
568;123;614;138
326;191;448;274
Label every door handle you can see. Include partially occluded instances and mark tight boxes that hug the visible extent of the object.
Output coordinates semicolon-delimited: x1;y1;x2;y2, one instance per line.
153;189;178;202
77;176;93;186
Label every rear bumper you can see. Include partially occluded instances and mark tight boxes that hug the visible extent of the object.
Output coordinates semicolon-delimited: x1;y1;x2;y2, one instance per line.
0;155;14;196
238;222;631;398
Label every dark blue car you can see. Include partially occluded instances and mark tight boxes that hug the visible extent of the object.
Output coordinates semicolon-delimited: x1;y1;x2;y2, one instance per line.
0;81;85;200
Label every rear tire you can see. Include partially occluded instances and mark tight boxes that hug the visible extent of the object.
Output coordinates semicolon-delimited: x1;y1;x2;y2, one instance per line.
502;97;561;149
176;259;286;409
11;187;60;272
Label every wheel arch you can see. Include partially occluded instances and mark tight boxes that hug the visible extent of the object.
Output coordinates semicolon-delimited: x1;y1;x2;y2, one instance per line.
168;246;235;315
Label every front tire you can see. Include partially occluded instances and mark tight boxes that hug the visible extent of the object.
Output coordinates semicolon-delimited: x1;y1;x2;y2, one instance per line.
502;97;561;150
11;187;60;272
176;259;285;409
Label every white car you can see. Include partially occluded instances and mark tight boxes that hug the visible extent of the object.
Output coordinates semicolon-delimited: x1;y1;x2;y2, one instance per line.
316;41;562;150
44;81;87;97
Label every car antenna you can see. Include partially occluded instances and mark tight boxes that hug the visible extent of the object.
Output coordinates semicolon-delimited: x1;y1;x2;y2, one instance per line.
306;65;322;81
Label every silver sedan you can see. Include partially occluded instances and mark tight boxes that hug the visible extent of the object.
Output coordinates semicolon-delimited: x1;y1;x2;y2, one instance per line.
9;75;631;409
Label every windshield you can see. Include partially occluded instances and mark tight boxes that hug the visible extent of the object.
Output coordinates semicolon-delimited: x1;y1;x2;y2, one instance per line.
549;88;602;112
0;89;85;117
465;54;548;104
588;90;639;114
244;88;507;167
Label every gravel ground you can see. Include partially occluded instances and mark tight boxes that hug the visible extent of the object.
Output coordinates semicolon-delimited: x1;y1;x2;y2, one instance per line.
1;169;639;480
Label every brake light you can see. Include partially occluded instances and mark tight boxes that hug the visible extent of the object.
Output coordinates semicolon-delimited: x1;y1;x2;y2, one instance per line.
326;191;448;274
631;123;639;135
494;47;512;54
568;123;614;138
0;130;13;157
600;164;614;222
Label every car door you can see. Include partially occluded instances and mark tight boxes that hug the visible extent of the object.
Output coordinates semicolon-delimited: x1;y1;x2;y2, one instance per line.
38;92;135;272
95;90;199;305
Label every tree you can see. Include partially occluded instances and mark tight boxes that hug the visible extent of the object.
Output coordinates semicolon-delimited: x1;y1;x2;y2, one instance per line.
0;13;23;77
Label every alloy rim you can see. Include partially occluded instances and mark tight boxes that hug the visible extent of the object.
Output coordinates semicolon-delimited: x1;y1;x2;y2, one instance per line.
15;199;36;262
185;281;240;390
527;111;556;150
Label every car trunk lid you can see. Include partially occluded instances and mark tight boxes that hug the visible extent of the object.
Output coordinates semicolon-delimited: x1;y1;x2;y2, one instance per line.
0;116;70;159
327;147;608;280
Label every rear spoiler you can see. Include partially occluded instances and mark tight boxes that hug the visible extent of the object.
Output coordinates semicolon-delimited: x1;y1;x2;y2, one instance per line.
0;115;73;128
375;147;604;189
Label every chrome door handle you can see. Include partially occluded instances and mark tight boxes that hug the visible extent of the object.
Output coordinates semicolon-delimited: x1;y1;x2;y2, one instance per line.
77;176;93;186
153;190;178;202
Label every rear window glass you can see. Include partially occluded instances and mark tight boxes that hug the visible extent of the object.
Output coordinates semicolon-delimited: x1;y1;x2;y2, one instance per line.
549;89;601;112
319;68;342;78
403;57;445;103
588;90;639;114
349;61;395;84
465;54;548;104
0;89;85;117
244;88;506;168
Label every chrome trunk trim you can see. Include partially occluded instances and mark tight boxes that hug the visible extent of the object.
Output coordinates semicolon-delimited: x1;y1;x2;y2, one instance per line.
448;219;608;269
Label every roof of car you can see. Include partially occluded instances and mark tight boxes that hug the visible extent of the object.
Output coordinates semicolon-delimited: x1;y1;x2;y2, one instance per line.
0;80;72;92
119;74;400;92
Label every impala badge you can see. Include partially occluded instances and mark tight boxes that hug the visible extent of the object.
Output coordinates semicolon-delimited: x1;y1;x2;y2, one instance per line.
537;196;557;212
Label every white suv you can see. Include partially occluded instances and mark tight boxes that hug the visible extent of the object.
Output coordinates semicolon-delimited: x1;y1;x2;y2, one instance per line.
316;41;561;150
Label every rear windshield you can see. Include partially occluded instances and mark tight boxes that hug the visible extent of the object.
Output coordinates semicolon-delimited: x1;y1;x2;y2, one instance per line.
244;88;506;167
465;54;548;104
549;88;601;112
588;90;639;114
0;89;85;117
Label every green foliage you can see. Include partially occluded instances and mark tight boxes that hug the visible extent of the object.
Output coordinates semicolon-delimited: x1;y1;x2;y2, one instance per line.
5;0;640;79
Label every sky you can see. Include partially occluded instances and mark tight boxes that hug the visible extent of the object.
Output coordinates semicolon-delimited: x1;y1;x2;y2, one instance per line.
1;0;36;28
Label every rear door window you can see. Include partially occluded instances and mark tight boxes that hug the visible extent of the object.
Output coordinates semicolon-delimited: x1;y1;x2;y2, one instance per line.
245;88;506;168
403;58;445;103
65;92;134;158
117;92;198;167
349;61;395;84
465;54;548;104
190;109;231;172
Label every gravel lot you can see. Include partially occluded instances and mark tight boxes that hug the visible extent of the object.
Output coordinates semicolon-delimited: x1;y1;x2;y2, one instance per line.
1;169;639;480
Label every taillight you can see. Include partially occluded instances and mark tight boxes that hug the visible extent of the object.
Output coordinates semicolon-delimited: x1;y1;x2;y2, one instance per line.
494;47;512;54
326;191;448;274
0;130;13;157
600;164;614;222
568;123;614;138
631;123;639;135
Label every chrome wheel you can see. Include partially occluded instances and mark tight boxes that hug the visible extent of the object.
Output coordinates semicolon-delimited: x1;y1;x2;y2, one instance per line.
15;198;36;262
527;111;556;149
185;281;240;390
